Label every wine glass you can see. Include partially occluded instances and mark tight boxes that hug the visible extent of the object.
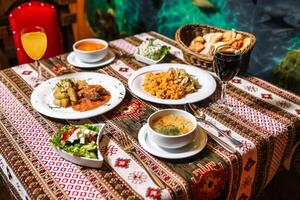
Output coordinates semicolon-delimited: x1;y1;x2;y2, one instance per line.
21;26;47;86
213;45;242;112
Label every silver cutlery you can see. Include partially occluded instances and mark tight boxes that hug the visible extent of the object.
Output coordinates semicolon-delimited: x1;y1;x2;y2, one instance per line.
118;132;165;189
184;104;238;153
189;104;242;147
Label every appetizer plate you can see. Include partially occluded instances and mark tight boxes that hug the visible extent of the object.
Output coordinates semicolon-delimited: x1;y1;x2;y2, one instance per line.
138;124;207;159
134;39;168;65
53;123;105;168
134;49;166;65
31;72;126;119
67;49;115;68
128;63;216;105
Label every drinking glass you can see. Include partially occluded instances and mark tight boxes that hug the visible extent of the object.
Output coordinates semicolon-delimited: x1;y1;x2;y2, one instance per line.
213;45;242;112
21;26;47;86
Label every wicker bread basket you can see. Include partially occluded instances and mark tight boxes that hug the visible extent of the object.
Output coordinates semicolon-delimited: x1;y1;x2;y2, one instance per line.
175;24;256;73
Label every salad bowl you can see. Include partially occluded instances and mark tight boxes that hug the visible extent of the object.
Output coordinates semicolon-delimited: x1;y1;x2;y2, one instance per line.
134;39;169;65
50;123;105;168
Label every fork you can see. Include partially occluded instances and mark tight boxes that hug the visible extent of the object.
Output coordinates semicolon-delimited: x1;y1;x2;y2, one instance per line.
119;133;165;189
187;103;242;147
184;104;237;153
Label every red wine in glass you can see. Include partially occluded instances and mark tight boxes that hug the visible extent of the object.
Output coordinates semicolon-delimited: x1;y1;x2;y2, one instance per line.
214;49;241;81
213;45;242;112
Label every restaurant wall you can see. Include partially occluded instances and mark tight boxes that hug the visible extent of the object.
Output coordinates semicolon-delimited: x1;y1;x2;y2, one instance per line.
85;0;300;95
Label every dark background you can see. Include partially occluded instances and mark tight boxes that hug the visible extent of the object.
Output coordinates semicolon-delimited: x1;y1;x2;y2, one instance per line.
86;0;300;95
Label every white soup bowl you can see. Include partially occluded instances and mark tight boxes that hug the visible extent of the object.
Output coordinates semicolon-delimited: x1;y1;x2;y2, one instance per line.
73;38;108;63
147;109;197;149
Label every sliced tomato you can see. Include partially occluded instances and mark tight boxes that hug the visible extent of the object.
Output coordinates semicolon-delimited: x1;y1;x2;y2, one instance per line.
61;127;77;142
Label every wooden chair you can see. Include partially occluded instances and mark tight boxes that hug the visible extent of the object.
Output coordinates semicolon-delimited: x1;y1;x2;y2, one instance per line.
0;0;77;67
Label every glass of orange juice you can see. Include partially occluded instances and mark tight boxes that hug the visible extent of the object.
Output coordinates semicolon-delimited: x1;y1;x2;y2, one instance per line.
21;26;47;86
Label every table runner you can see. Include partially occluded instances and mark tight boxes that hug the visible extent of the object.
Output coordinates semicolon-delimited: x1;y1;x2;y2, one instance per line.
0;31;299;200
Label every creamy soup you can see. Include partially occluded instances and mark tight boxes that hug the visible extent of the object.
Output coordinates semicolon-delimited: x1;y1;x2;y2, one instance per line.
76;42;105;51
151;114;194;136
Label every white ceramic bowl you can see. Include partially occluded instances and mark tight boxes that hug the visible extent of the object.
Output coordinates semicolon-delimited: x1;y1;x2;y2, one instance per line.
73;38;108;63
134;49;166;65
53;123;105;168
147;109;197;149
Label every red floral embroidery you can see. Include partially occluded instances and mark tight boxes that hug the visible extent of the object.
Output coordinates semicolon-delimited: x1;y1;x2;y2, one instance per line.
52;64;72;75
22;70;32;75
128;171;147;184
100;145;118;156
232;79;241;84
115;158;130;168
296;109;300;115
239;140;252;152
146;187;161;199
119;67;129;72
194;168;226;200
114;99;143;117
261;93;272;99
99;188;108;194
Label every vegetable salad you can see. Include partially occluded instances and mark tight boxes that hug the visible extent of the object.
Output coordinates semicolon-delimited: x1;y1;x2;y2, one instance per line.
137;39;169;61
50;124;102;159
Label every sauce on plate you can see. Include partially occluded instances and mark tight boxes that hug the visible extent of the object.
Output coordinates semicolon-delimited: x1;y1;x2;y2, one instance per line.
72;95;111;112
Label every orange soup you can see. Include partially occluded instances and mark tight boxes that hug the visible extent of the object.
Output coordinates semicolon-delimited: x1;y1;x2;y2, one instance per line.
76;42;105;51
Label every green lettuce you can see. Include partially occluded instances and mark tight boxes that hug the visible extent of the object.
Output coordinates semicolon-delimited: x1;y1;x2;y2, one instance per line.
50;124;100;159
151;45;169;61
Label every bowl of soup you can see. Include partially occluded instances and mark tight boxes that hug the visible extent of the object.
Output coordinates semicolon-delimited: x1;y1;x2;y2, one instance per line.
147;109;197;149
73;38;108;63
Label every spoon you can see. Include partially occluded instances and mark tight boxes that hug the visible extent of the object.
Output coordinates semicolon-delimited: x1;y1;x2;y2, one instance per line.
189;104;242;147
184;104;238;153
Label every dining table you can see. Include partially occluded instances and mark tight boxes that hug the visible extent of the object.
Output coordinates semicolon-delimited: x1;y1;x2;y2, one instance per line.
0;31;299;200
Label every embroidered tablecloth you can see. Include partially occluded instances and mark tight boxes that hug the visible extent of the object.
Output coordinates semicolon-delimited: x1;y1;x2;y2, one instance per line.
0;32;299;200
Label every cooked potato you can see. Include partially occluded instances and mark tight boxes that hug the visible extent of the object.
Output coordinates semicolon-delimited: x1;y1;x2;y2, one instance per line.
76;80;88;89
59;79;73;92
53;99;62;107
61;98;70;108
67;87;77;102
53;91;68;100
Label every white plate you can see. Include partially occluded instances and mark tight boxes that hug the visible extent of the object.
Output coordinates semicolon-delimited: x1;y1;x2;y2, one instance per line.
31;72;126;119
138;124;207;159
54;123;105;168
128;63;216;105
67;50;115;68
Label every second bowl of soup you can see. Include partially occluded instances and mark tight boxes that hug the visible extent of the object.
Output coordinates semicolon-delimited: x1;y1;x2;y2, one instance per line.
73;38;108;63
147;109;197;149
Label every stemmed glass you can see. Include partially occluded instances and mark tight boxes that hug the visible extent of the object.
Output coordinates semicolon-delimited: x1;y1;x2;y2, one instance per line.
21;26;47;86
213;45;242;112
